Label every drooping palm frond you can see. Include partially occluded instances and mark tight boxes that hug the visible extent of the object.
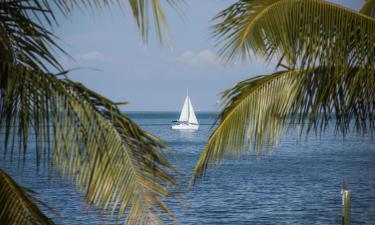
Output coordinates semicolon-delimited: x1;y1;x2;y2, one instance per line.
127;0;180;44
192;67;375;182
0;1;65;71
0;0;179;72
213;0;375;71
51;0;180;44
360;0;375;17
0;61;177;224
193;0;375;182
0;169;55;225
192;69;301;182
1;0;182;224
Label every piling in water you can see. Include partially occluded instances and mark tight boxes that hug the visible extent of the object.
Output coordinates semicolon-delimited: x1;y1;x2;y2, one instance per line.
341;183;351;225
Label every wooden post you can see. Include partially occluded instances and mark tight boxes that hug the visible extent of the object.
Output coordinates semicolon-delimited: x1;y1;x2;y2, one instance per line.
341;188;351;225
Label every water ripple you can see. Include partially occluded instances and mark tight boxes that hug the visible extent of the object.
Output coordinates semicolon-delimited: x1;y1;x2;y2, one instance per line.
1;114;375;224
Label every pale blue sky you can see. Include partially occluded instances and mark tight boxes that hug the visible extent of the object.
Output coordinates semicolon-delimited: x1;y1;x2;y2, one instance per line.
56;0;364;111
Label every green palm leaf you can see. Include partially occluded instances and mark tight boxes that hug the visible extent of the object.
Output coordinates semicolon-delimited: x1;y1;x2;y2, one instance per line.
192;69;300;182
192;0;375;183
1;1;181;223
0;1;66;71
0;61;177;224
0;0;179;71
51;0;180;44
192;67;375;182
0;169;55;225
213;0;375;71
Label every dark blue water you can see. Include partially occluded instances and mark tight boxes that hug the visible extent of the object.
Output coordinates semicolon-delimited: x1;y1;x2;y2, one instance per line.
2;112;375;224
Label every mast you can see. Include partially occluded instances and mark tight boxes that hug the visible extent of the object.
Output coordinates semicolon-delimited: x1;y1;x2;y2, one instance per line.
187;88;190;122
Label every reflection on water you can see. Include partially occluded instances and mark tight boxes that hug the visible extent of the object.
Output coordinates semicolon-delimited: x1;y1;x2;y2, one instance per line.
176;129;197;139
1;111;375;225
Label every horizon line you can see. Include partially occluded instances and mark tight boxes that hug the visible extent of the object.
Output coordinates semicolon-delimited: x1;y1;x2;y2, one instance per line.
122;110;218;113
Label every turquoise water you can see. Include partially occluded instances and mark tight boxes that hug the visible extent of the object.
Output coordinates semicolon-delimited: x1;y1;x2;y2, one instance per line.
2;111;375;224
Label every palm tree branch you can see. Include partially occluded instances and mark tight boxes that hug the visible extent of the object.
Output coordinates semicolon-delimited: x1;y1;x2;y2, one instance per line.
213;0;375;70
192;67;375;182
0;1;66;71
0;0;180;72
192;69;301;182
212;0;281;60
0;62;176;224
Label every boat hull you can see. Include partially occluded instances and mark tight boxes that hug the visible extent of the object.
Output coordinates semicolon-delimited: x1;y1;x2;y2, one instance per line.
171;123;199;130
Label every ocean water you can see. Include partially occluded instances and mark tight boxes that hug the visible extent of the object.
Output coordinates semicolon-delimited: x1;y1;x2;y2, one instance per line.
2;111;375;224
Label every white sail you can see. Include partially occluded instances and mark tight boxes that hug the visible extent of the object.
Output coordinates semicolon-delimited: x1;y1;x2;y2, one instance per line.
187;97;198;124
172;92;199;130
178;96;190;121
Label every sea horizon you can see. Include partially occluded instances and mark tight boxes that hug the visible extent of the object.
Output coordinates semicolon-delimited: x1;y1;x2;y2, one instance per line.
122;110;218;113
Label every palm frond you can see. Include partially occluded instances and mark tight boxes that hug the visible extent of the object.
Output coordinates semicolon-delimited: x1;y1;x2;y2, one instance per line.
213;0;375;71
0;169;55;225
0;61;176;224
192;69;300;182
192;67;375;182
212;0;280;61
360;0;375;17
0;1;65;71
51;0;180;44
0;0;179;72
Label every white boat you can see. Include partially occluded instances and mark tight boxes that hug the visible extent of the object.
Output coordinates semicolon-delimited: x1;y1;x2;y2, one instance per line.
172;92;199;130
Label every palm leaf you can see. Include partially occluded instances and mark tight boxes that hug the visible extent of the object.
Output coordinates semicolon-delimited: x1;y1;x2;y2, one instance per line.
360;0;375;17
51;0;180;44
192;67;375;182
0;1;66;71
192;0;375;183
0;0;179;71
213;0;375;72
0;169;55;225
192;69;300;182
1;1;181;223
0;61;177;224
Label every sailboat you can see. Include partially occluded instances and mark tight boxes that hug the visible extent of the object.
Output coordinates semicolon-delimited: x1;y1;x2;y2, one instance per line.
172;91;199;130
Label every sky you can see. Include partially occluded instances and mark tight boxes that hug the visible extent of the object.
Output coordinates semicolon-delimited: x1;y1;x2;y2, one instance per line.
55;0;364;111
